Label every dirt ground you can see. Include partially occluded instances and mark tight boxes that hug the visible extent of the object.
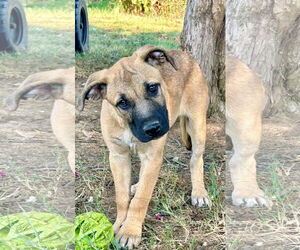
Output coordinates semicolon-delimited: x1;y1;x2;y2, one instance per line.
0;20;74;220
0;77;74;219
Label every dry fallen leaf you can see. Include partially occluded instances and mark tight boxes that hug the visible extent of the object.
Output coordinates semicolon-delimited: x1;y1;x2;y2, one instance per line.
15;129;38;138
82;130;97;138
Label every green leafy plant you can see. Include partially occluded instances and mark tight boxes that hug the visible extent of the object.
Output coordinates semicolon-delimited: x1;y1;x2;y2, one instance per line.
75;212;114;250
0;212;74;249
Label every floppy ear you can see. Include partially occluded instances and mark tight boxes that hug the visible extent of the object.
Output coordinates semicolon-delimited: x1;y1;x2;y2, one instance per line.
136;45;177;70
146;49;177;70
76;70;108;111
4;69;68;111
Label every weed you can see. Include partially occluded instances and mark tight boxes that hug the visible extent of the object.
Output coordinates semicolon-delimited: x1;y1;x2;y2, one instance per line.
267;159;285;202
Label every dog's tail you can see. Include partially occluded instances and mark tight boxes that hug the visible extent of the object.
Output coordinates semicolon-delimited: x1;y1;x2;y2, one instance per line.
180;117;192;151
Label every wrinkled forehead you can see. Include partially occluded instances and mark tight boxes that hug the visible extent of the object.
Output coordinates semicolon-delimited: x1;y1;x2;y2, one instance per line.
106;59;163;98
113;57;162;82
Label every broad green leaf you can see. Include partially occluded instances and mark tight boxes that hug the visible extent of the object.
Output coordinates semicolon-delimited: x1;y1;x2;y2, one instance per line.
0;212;74;249
75;212;114;250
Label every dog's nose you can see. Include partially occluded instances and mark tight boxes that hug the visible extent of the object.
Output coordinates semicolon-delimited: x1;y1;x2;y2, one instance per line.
143;122;161;137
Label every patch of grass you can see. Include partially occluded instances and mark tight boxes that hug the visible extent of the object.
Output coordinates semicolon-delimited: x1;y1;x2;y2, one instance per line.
0;144;73;218
228;238;243;249
26;6;74;30
88;8;183;34
76;8;183;77
76;28;180;78
266;159;285;202
26;0;73;10
89;0;118;10
0;6;73;78
0;27;73;78
208;161;223;205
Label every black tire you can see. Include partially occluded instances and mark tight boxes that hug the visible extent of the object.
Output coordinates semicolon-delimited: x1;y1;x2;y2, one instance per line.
0;0;27;52
75;0;89;52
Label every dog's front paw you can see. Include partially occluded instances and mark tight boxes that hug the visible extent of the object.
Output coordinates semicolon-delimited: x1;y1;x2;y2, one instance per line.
115;219;142;249
191;195;212;207
191;190;211;207
232;188;273;208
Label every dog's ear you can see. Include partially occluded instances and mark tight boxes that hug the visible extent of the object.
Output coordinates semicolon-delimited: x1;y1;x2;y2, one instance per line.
145;49;177;70
4;69;70;111
76;70;108;111
135;45;177;70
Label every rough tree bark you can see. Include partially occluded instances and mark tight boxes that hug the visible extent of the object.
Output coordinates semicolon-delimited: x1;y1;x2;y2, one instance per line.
181;0;225;117
227;0;300;117
182;0;300;117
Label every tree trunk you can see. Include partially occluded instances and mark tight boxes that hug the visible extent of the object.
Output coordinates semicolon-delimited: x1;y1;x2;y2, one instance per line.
182;0;300;117
227;0;300;117
181;0;225;117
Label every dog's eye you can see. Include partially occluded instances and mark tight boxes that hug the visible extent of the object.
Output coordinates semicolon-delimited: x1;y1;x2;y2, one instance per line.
146;83;159;97
117;98;131;110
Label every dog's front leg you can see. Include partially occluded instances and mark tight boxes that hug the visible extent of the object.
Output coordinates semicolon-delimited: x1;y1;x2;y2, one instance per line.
187;114;211;207
115;139;165;249
109;150;131;234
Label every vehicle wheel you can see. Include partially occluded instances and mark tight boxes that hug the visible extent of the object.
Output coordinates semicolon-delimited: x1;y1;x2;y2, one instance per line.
75;0;89;52
0;0;28;52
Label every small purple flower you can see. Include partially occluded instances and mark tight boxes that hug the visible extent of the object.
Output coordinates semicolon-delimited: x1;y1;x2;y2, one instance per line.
154;213;163;221
0;171;6;177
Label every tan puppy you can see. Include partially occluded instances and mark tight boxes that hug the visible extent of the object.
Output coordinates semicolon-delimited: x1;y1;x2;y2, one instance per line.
226;56;272;207
5;67;75;173
78;45;209;248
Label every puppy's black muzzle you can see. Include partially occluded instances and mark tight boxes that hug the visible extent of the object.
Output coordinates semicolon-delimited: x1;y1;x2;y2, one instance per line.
129;103;169;143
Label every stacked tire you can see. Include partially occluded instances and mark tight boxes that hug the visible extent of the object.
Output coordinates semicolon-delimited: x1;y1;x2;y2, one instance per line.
75;0;89;52
0;0;27;52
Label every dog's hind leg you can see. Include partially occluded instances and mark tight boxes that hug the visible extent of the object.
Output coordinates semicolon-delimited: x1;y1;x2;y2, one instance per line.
130;164;144;196
180;116;192;150
187;113;211;207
